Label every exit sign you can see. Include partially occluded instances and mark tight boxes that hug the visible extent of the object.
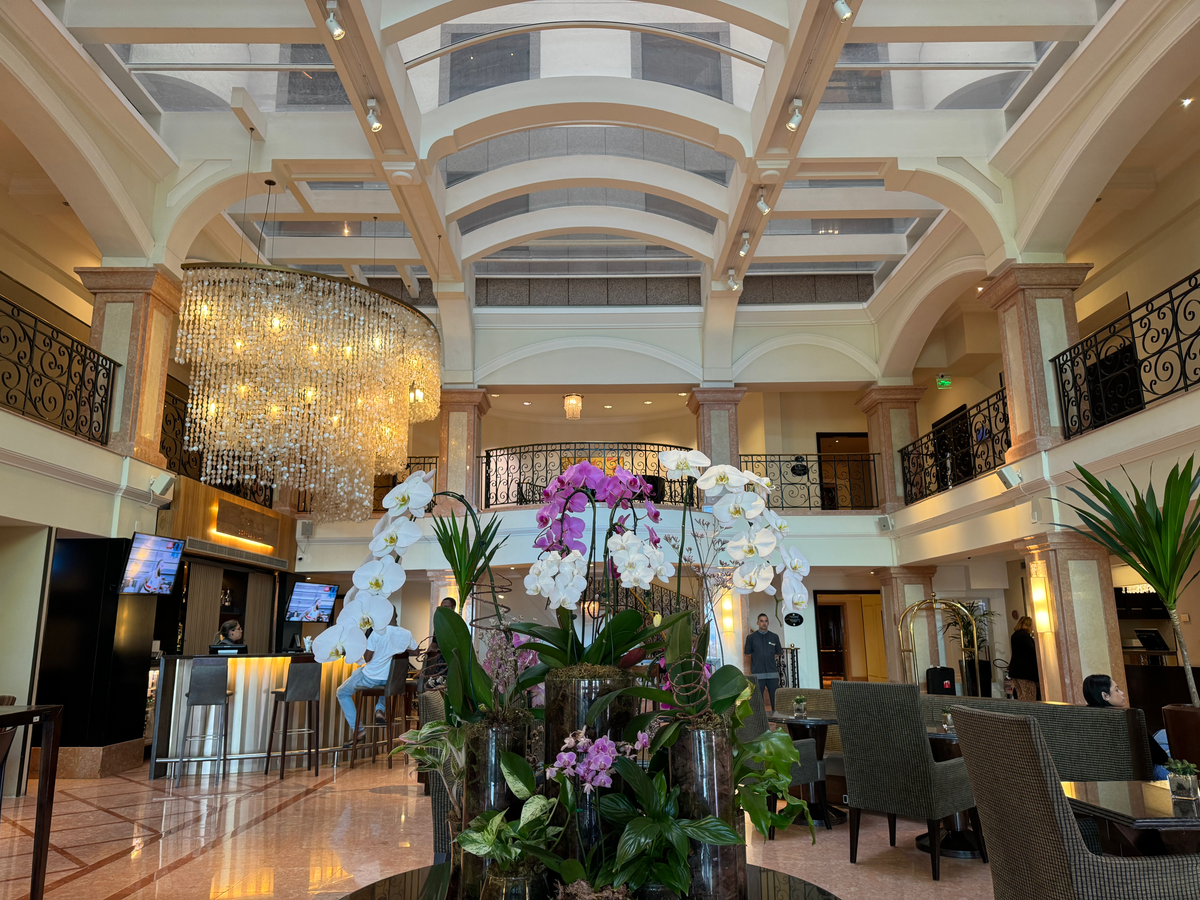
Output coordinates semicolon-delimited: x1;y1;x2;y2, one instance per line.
936;375;952;390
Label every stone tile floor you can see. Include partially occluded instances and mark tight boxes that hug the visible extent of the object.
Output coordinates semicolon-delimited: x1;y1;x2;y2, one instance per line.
0;758;993;900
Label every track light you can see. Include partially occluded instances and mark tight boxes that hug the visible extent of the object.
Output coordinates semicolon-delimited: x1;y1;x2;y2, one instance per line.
366;99;382;133
785;100;803;132
325;3;345;40
727;269;739;291
756;191;771;215
833;0;853;22
738;232;750;257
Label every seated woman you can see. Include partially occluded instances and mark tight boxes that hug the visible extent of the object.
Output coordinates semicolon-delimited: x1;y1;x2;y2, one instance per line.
1083;673;1170;779
212;620;244;648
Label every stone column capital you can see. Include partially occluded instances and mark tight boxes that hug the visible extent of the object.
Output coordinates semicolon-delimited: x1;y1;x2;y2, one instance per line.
686;386;746;413
855;384;927;416
875;565;939;581
980;263;1093;313
438;387;491;416
76;266;181;315
1016;530;1110;559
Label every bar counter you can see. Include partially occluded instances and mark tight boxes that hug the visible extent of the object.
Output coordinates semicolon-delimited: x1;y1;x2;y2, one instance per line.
149;653;360;779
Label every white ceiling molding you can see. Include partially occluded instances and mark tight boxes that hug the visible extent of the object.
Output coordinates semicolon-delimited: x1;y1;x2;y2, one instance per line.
731;333;880;380
475;336;703;383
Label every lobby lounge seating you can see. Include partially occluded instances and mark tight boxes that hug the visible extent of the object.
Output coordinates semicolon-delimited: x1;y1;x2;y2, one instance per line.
777;686;1155;786
955;706;1200;900
833;681;984;880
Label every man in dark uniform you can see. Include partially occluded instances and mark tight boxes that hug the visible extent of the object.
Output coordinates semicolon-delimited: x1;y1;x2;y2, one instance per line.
744;613;782;710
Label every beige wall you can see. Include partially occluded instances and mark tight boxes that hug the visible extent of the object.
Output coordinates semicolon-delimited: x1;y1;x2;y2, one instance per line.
482;411;696;450
915;359;1005;433
0;526;51;797
770;392;870;454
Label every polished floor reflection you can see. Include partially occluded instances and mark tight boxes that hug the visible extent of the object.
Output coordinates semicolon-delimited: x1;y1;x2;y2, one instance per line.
0;761;993;900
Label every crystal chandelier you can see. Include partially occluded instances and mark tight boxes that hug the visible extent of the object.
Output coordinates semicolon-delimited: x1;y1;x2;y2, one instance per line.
564;393;583;420
176;263;441;522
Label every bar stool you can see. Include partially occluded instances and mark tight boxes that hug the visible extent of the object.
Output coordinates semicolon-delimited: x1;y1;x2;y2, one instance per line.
176;659;233;786
264;660;321;780
347;653;408;768
383;655;415;769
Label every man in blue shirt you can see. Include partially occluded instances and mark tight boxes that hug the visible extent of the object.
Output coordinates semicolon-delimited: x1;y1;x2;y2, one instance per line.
744;613;782;710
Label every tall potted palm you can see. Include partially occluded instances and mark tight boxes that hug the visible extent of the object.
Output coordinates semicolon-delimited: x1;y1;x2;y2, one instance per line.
1063;457;1200;760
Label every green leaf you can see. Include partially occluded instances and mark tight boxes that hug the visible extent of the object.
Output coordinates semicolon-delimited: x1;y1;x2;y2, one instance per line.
518;794;551;833
615;817;659;868
456;831;494;858
660;816;689;862
598;793;638;826
680;816;742;845
559;860;586;884
500;751;536;800
665;612;693;665
707;665;749;704
649;720;680;754
614;756;658;816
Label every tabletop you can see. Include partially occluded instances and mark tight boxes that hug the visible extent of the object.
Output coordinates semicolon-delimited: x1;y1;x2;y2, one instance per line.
342;862;842;900
0;705;62;727
767;712;838;726
926;726;959;741
1063;780;1200;830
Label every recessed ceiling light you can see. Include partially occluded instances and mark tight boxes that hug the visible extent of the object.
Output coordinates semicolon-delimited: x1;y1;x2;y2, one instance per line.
490;393;499;397
1184;98;1194;108
604;405;613;409
678;392;687;396
977;286;984;292
523;401;532;406
643;401;652;405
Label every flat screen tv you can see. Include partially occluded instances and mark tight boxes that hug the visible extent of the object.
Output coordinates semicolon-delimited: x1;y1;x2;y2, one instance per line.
119;533;185;595
285;582;338;623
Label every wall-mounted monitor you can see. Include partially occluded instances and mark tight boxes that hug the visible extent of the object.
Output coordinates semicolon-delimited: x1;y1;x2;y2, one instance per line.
285;582;338;623
120;534;185;595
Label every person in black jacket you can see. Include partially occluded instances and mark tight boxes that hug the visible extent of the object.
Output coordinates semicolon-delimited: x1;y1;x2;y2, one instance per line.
1008;616;1039;700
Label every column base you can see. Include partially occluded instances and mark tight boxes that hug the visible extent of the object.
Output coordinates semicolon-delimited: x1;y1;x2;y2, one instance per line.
30;738;144;779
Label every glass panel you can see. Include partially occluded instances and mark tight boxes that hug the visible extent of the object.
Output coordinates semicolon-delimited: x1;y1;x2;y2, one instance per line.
747;262;881;274
441;126;735;186
639;32;724;100
458;190;717;235
304;181;390;191
258;221;410;237
764;218;916;235
447;32;532;102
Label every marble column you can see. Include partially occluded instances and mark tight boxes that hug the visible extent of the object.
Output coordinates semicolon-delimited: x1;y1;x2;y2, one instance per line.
1015;531;1122;705
76;267;180;466
687;387;747;467
876;566;937;684
428;570;459;638
856;385;926;513
980;263;1092;462
435;388;490;513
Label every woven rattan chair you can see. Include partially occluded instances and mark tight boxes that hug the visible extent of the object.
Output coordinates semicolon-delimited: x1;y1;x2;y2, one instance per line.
954;706;1200;900
832;681;984;880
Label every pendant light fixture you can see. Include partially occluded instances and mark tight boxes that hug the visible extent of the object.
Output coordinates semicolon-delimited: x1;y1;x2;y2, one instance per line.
564;394;583;420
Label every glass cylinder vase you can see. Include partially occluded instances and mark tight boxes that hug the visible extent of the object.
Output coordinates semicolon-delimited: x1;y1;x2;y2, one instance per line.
1169;772;1199;801
668;724;743;900
462;723;529;892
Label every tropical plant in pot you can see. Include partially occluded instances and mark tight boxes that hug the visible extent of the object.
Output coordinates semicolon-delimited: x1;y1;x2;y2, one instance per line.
1062;458;1200;762
940;599;997;697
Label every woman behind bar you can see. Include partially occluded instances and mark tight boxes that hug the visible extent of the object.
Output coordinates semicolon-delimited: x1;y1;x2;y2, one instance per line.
213;620;244;648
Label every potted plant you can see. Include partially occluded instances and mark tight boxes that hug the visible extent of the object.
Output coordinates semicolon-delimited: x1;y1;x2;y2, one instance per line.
941;707;954;732
1166;759;1199;801
730;687;814;842
940;599;996;697
1063;458;1200;761
792;694;807;718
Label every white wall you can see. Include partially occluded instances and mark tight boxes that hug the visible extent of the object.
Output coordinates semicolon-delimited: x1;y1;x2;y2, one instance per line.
0;526;51;797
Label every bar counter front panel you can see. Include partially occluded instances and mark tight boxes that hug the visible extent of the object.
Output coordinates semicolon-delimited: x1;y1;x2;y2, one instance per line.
150;654;362;778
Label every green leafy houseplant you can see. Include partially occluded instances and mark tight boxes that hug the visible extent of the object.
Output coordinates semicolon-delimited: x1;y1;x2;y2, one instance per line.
396;719;467;822
429;490;508;622
1062;457;1200;707
940;599;996;659
595;757;742;895
730;686;814;841
1167;759;1198;777
512;607;688;672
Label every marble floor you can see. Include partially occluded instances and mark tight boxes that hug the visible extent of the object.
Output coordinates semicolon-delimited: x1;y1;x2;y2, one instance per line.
0;758;993;900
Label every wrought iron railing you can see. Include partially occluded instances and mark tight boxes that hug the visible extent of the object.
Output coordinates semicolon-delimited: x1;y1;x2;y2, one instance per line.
1053;267;1200;439
739;453;879;511
900;386;1010;504
0;295;118;444
160;391;274;507
480;442;695;508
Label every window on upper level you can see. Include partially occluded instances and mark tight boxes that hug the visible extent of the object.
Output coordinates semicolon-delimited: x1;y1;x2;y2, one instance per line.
637;30;727;101
445;30;534;103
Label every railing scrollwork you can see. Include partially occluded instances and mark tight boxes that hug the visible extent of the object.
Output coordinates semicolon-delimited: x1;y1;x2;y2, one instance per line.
899;386;1010;505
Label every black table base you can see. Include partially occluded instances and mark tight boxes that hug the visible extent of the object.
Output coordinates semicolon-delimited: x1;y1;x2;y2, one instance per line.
916;822;985;859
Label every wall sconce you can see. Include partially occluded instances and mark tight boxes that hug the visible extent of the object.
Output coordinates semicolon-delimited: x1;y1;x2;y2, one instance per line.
1029;559;1051;632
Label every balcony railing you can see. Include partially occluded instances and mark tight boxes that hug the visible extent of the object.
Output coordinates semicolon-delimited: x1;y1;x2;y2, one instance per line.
373;458;438;513
160;391;274;507
0;295;118;445
739;454;879;511
480;442;694;508
1053;267;1200;439
900;386;1010;504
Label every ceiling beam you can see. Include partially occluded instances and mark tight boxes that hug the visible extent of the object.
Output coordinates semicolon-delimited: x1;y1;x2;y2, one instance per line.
754;232;908;263
60;0;319;43
849;0;1099;43
773;186;943;218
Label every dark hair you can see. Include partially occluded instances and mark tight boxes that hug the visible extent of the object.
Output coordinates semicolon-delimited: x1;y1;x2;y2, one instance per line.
757;613;769;621
218;619;242;640
1082;674;1114;707
440;597;457;609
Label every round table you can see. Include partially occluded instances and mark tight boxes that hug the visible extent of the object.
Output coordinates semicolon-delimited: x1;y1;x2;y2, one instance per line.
342;862;843;900
916;727;985;860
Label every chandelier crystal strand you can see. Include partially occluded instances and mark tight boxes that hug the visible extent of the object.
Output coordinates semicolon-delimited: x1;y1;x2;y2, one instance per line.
176;263;441;523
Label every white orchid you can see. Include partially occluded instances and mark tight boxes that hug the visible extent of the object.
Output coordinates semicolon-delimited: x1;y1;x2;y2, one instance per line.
658;448;711;480
645;547;675;585
368;517;422;558
606;531;644;566
727;527;778;563
713;489;766;526
776;546;811;578
550;568;587;609
353;555;406;598
695;464;748;497
382;472;434;518
761;509;789;541
780;573;809;611
617;552;654;590
311;623;368;664
338;593;395;633
527;551;588;609
733;561;776;596
743;470;776;498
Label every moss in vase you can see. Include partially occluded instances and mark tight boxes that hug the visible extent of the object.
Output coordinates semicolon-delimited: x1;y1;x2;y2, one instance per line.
548;663;626;682
556;883;631;900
